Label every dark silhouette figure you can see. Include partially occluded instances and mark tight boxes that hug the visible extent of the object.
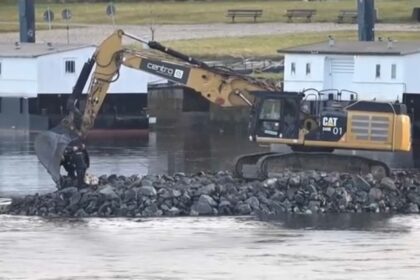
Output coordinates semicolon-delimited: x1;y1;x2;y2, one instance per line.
61;140;90;188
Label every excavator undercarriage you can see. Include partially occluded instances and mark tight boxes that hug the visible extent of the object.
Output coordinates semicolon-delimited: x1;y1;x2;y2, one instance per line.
234;152;390;180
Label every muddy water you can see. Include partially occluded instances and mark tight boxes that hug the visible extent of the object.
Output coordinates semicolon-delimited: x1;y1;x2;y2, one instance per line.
1;128;420;279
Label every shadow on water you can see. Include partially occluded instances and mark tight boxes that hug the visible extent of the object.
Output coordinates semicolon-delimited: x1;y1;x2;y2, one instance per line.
258;213;411;233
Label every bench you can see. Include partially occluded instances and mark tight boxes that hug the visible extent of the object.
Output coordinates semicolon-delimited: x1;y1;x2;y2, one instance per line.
337;9;379;23
226;9;263;23
284;9;317;23
337;10;358;23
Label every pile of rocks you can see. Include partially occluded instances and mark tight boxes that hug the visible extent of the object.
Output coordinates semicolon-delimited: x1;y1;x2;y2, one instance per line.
6;170;420;217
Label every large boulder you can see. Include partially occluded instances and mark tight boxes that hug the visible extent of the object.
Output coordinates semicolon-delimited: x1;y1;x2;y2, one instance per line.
191;195;217;215
99;185;119;200
137;186;157;197
380;177;397;191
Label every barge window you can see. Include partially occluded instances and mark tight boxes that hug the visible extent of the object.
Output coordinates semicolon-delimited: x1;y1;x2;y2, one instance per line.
306;63;311;76
65;60;75;73
291;62;296;76
391;64;397;79
19;98;24;114
375;64;381;78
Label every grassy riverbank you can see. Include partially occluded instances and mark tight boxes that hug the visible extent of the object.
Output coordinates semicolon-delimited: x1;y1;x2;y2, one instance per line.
0;0;417;27
161;30;420;59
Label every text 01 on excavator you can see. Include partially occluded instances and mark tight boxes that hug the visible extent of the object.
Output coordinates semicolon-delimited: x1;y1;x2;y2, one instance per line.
34;29;411;188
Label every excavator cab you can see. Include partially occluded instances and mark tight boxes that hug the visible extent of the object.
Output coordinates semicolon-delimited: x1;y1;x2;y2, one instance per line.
249;90;357;148
249;91;303;142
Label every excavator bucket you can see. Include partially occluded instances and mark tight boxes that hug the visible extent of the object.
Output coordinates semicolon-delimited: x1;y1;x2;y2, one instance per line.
34;124;78;184
34;57;95;185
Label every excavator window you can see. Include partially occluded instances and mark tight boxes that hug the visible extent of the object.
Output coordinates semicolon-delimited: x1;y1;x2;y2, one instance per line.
259;99;281;120
283;99;299;139
258;99;281;137
253;95;300;139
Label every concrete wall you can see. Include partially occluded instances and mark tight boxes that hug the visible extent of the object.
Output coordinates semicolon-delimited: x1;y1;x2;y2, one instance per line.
0;47;162;98
283;54;325;92
405;52;420;94
209;104;250;125
148;86;249;129
0;97;29;130
37;47;95;94
38;47;161;95
352;55;406;101
148;86;185;120
0;58;37;97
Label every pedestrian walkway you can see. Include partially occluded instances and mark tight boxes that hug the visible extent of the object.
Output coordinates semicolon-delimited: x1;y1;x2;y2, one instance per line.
0;22;419;44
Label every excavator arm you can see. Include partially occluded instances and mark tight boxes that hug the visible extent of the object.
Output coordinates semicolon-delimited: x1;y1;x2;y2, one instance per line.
81;29;279;136
35;29;280;186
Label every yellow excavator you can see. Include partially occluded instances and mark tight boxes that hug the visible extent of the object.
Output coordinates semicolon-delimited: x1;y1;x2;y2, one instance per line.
34;29;411;187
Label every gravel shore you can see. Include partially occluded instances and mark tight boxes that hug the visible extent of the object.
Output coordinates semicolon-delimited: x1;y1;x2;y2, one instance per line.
5;170;420;217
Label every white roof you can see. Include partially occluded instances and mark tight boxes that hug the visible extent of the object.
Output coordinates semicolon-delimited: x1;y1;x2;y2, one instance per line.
279;40;420;56
0;42;95;58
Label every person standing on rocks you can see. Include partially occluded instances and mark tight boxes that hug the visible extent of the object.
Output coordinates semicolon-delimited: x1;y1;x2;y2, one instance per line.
61;140;90;189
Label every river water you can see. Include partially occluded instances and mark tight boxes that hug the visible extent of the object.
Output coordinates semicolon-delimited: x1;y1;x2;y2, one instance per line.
1;127;420;279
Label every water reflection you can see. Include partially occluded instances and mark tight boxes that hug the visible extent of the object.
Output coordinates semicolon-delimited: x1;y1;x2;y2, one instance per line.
259;213;411;232
0;126;265;196
1;125;420;197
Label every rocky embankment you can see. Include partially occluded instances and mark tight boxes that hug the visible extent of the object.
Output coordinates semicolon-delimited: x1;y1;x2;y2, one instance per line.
5;170;420;217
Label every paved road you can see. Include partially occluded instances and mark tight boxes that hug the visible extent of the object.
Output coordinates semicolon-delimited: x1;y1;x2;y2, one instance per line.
1;22;419;45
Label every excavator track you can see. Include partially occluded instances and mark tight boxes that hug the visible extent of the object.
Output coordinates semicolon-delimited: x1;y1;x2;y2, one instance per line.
233;152;276;179
234;152;390;180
